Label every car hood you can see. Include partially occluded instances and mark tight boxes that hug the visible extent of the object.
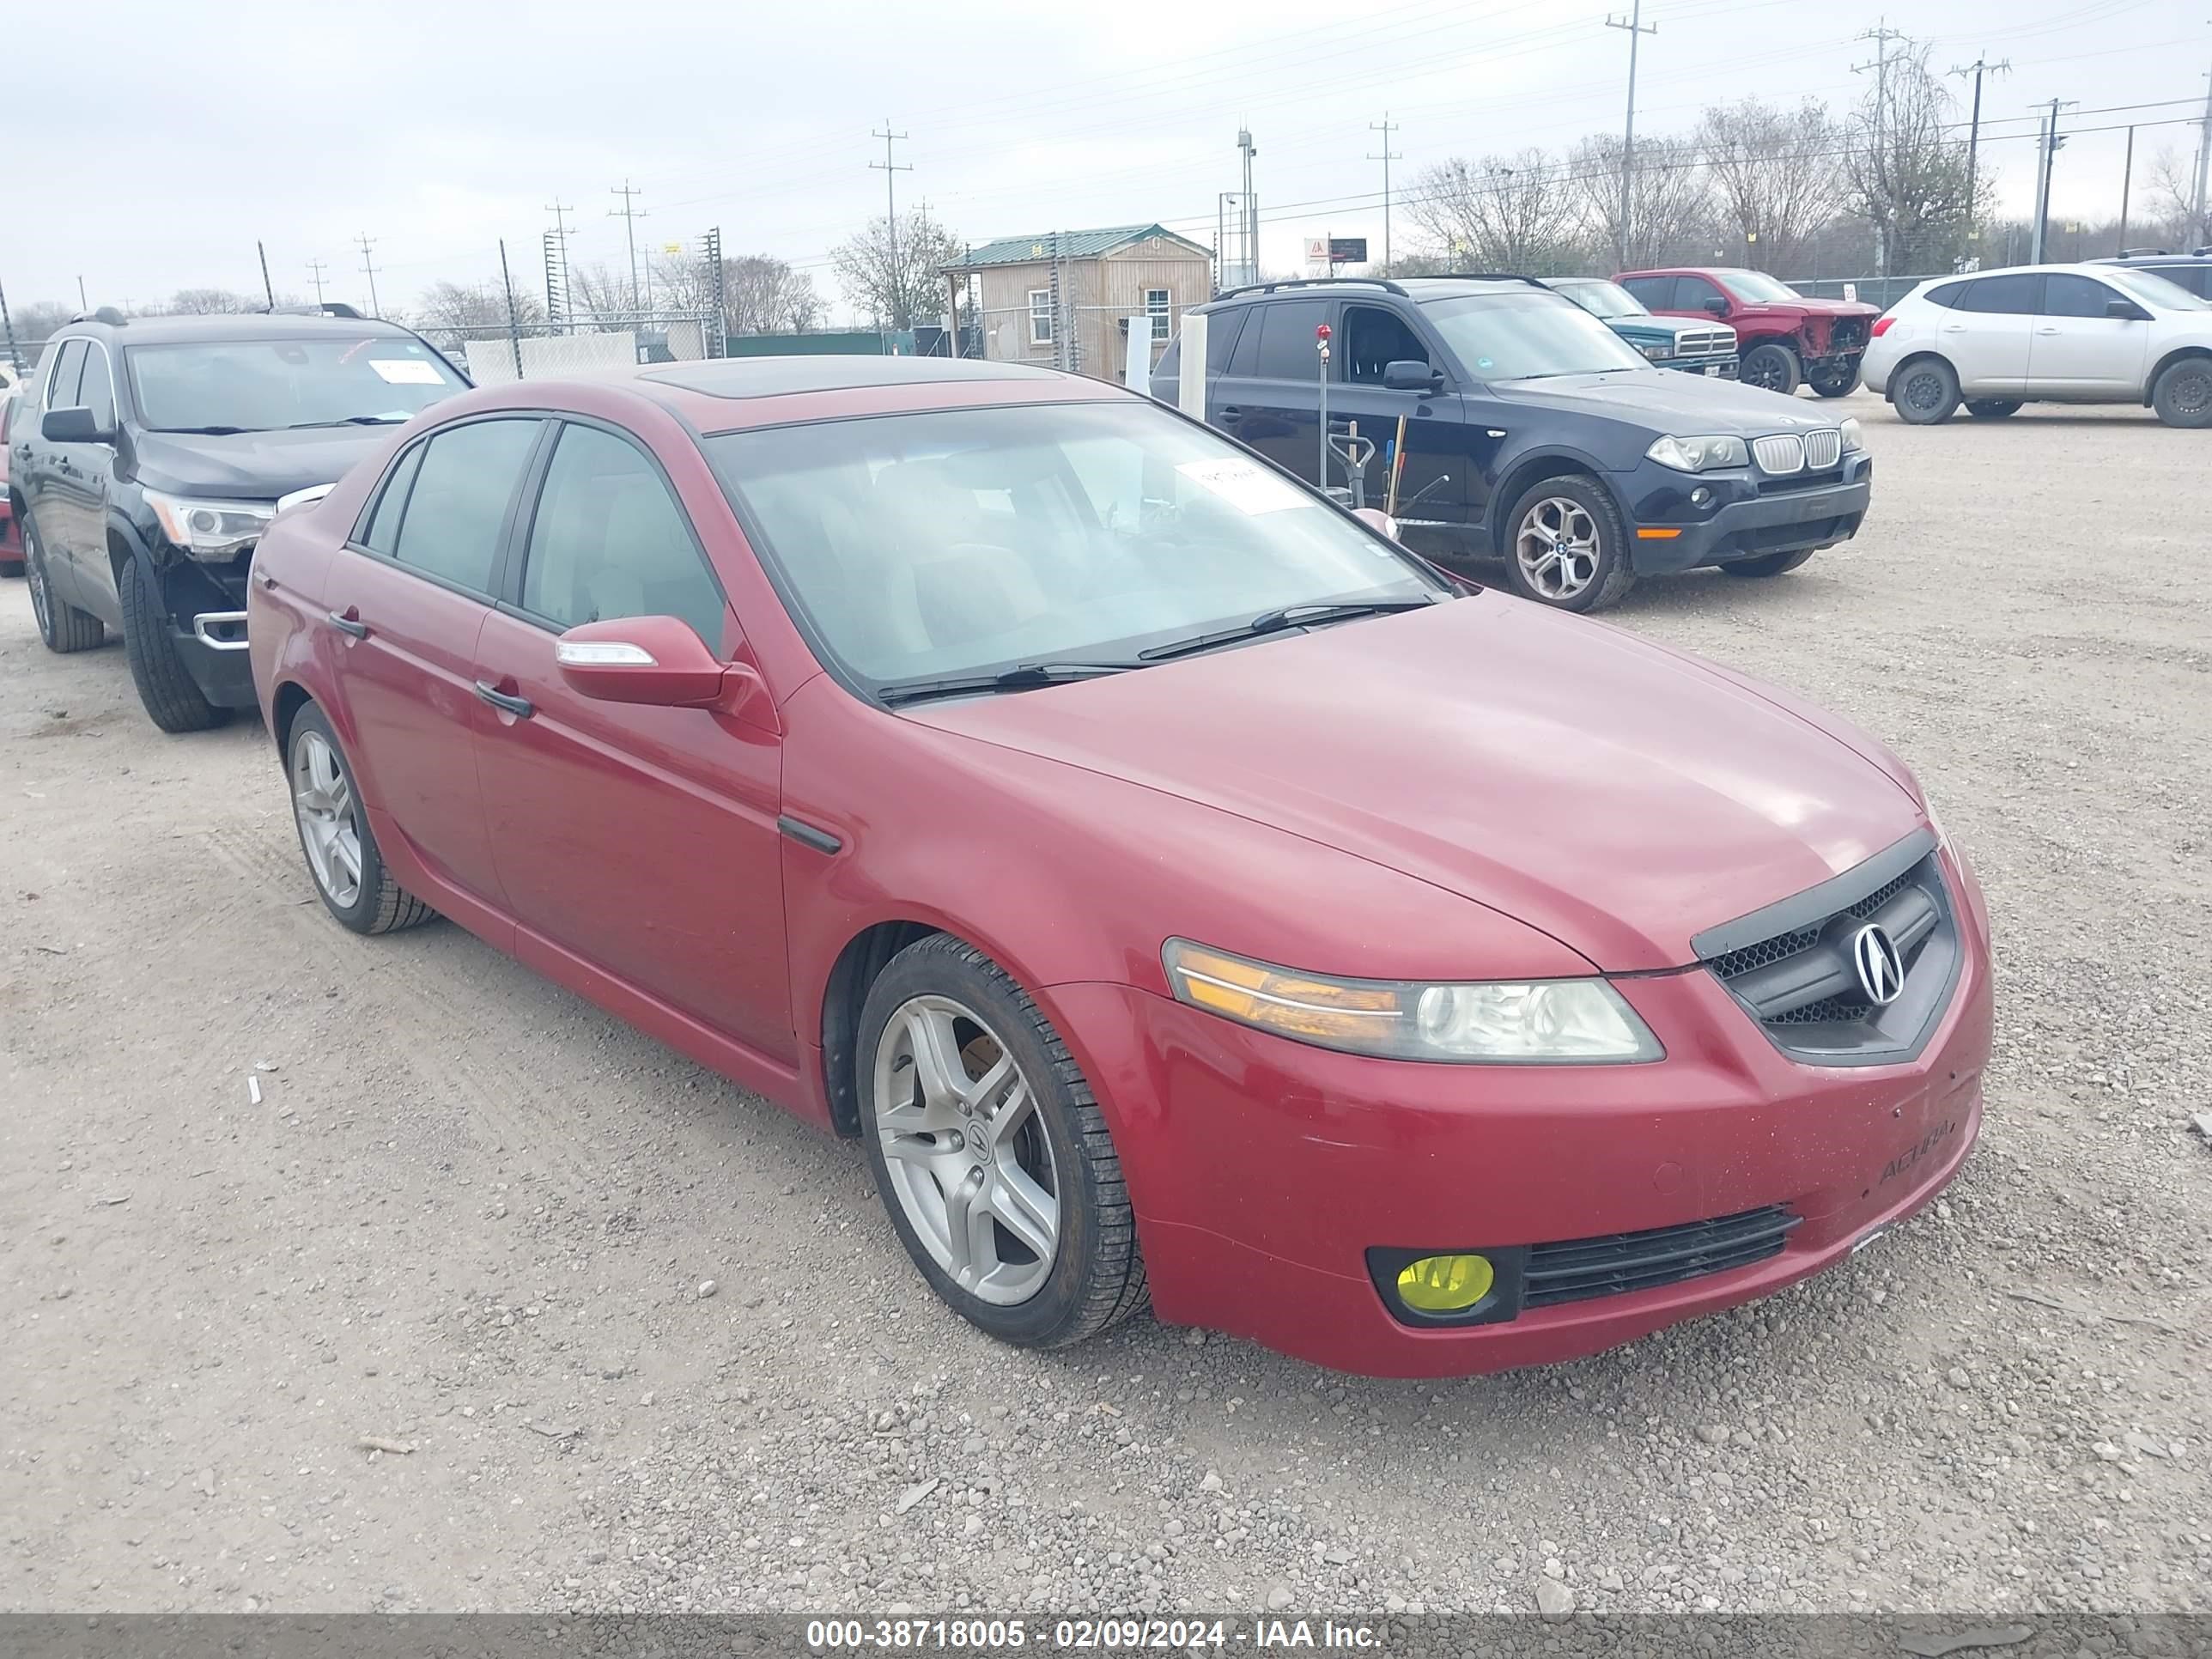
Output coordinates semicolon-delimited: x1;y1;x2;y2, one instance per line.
908;598;1923;973
130;426;397;500
1489;370;1841;434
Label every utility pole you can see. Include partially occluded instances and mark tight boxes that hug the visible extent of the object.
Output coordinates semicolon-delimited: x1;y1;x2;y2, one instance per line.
76;275;88;311
2194;58;2212;244
1852;21;1909;278
304;258;329;306
871;121;914;331
0;276;22;375
1604;1;1656;270
1237;127;1258;285
2030;100;2076;264
2119;125;2136;252
258;240;276;311
1368;114;1401;270
355;234;380;317
609;182;647;312
1948;53;2010;247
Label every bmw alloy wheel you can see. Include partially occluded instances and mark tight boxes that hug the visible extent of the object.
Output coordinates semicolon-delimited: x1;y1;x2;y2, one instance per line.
1515;496;1601;603
872;994;1060;1306
291;727;364;909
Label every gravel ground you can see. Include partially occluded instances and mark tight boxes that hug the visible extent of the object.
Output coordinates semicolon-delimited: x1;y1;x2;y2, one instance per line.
2;394;2207;1620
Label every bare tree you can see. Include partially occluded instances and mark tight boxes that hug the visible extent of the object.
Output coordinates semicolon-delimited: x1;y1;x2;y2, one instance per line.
2142;147;2209;250
1847;43;1981;274
1569;133;1713;270
1405;149;1588;273
636;251;823;336
167;288;263;314
414;280;546;334
9;300;78;344
1698;100;1847;272
831;210;965;331
564;261;635;319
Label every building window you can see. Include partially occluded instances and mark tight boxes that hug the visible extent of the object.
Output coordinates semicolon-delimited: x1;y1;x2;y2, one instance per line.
1146;289;1171;343
1028;289;1054;346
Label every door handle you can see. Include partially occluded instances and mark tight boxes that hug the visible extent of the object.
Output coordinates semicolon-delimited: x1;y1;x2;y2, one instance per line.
1217;405;1243;420
2036;327;2060;335
473;680;534;719
1939;324;1966;332
325;609;369;639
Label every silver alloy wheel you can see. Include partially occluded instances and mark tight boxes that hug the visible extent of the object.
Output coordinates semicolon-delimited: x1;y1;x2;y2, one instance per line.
1515;495;1601;602
872;994;1060;1306
291;729;364;909
24;526;51;638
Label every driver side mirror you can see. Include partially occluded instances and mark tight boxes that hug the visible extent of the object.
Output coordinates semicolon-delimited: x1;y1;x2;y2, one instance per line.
2106;298;2150;321
555;614;763;714
1382;359;1441;393
42;406;112;444
1701;296;1730;318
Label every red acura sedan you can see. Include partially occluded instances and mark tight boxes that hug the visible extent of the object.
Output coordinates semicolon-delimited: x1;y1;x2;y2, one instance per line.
246;357;1992;1377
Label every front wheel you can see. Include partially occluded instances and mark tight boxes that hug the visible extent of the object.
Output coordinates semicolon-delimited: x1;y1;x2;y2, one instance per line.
1723;548;1816;579
120;554;227;733
1808;363;1860;398
23;515;104;653
1966;399;2023;419
1891;358;1960;425
860;933;1147;1349
1741;343;1802;396
1500;475;1635;612
2150;358;2212;428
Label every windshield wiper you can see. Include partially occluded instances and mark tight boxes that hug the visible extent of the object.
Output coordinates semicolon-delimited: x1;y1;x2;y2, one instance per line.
155;424;257;435
285;416;409;428
877;661;1139;708
1138;597;1439;662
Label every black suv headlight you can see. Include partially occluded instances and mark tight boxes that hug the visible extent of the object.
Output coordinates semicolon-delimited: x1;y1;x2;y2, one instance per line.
1646;434;1750;472
145;490;276;562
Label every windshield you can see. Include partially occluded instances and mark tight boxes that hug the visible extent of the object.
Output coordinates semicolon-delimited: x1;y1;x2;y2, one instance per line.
2109;267;2211;312
1554;281;1647;320
702;399;1444;690
1419;290;1648;380
124;337;466;433
1714;270;1804;304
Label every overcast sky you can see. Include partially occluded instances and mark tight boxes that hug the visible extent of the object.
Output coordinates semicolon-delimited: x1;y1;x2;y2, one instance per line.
9;0;2204;323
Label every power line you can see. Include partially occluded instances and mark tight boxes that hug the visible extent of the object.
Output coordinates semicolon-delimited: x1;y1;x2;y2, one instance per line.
1367;113;1401;269
609;180;647;311
355;234;380;318
1604;0;1658;268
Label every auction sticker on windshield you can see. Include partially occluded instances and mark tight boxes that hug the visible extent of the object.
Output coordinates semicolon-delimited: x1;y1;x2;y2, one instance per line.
370;358;447;385
1176;458;1309;515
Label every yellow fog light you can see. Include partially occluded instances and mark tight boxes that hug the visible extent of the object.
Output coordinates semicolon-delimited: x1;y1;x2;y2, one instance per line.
1395;1254;1495;1313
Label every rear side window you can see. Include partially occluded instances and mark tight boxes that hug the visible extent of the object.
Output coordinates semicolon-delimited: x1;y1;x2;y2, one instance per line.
520;422;726;647
43;340;87;411
1249;300;1331;379
2041;274;2124;318
1955;275;2039;314
358;444;424;556
1924;281;1969;309
389;418;542;595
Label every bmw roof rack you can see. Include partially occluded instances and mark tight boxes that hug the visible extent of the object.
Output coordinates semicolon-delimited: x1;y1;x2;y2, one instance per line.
1402;271;1554;289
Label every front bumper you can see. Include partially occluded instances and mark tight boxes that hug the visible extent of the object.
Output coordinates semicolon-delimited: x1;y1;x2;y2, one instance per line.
1662;357;1738;379
154;556;258;708
1042;848;1991;1377
1621;451;1873;573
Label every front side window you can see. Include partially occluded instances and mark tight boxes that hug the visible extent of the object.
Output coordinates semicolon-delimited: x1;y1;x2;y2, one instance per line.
520;423;727;647
388;418;542;594
702;398;1443;690
1028;290;1054;346
124;337;465;434
2041;274;2124;319
1342;305;1429;384
1419;290;1646;380
1146;289;1171;342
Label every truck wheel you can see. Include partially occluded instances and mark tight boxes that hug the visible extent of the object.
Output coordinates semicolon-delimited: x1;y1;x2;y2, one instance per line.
24;515;105;653
1501;474;1635;613
1891;358;1960;425
1741;343;1802;396
1965;399;2022;419
120;553;227;733
1808;363;1860;398
1723;548;1816;579
2149;358;2212;428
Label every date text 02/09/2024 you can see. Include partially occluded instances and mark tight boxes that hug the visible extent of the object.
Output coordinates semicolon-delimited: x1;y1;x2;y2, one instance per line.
805;1616;1387;1650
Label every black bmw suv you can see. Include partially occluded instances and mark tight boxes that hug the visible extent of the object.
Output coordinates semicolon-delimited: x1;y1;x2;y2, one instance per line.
9;306;466;731
1155;275;1873;611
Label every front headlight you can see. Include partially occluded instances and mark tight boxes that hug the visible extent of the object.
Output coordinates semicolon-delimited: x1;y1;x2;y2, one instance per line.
144;490;276;562
1645;434;1750;472
1640;342;1670;361
1161;939;1662;1064
1839;416;1866;453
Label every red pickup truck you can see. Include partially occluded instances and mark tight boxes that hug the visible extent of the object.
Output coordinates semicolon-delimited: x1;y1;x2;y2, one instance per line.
1615;267;1879;398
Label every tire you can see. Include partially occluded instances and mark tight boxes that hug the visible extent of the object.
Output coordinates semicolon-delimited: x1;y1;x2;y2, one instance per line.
120;553;227;733
1890;357;1960;425
22;514;104;653
1722;548;1816;579
2149;357;2212;428
1965;399;2023;420
286;702;436;935
1741;342;1802;396
859;933;1148;1350
1808;363;1861;398
1499;473;1636;613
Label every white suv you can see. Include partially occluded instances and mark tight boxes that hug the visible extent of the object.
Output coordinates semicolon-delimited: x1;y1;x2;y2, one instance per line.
1861;263;2212;428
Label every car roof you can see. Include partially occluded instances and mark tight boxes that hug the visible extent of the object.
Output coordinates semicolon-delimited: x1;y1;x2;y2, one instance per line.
637;356;1065;399
55;312;427;347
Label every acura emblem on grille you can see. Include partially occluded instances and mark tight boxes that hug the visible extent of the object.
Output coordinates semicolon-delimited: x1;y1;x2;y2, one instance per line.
1851;923;1905;1006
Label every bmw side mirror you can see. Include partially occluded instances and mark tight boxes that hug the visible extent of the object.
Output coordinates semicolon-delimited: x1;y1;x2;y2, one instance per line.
1702;296;1729;318
41;406;111;444
1382;359;1441;393
554;614;763;715
2105;299;2150;321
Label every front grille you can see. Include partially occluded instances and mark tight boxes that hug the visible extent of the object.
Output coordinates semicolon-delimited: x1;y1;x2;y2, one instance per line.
1524;1206;1800;1308
1696;834;1959;1065
1752;433;1805;473
1803;428;1842;469
1675;329;1735;358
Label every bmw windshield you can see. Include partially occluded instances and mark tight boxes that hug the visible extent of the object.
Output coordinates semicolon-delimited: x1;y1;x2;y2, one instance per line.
1419;290;1649;380
702;398;1446;695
